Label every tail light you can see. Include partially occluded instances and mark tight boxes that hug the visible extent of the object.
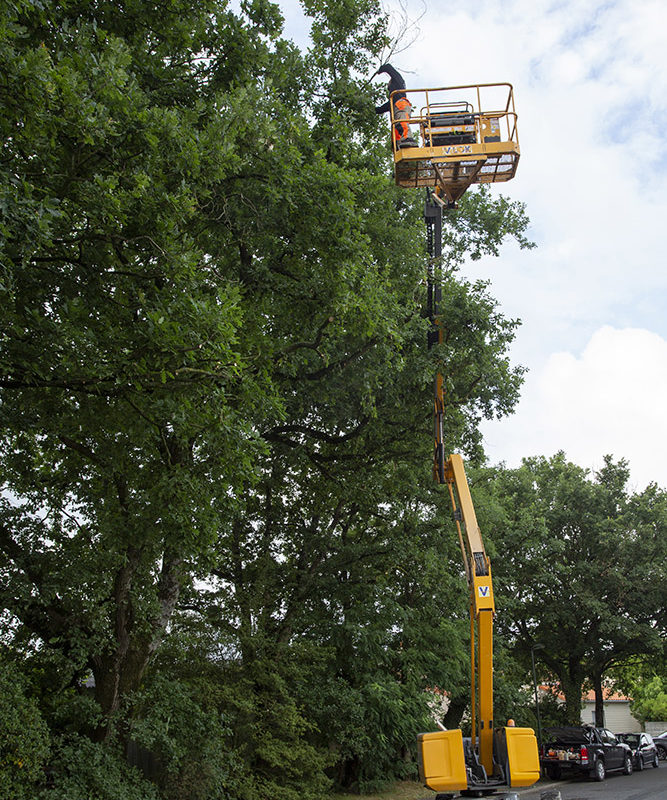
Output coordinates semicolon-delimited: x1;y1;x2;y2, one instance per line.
580;745;588;765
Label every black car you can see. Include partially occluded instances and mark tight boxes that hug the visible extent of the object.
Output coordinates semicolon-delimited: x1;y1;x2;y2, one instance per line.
617;732;660;770
540;725;633;781
653;730;667;761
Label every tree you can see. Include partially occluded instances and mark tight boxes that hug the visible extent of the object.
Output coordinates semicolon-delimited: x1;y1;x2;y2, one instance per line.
0;0;293;744
584;459;667;725
169;0;533;791
1;0;536;795
628;676;667;723
476;453;667;725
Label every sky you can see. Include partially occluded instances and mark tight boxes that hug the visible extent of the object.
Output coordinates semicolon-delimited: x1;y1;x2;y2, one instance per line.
277;0;667;491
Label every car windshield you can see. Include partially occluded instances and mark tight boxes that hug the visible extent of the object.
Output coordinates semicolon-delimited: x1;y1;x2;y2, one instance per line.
619;734;639;746
544;727;591;744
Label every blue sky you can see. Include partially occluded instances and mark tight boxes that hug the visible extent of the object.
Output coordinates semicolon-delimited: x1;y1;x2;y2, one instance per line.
276;0;667;490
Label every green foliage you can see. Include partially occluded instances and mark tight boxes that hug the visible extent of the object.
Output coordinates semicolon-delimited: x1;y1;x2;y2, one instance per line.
475;454;667;724
0;658;50;800
0;0;540;796
446;185;535;263
128;670;247;800
130;627;333;800
487;645;535;729
237;662;332;800
629;676;667;723
530;690;571;730
39;735;159;800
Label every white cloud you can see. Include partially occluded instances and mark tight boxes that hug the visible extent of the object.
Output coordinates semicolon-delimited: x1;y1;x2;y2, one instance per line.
378;0;667;488
275;0;667;488
481;326;667;489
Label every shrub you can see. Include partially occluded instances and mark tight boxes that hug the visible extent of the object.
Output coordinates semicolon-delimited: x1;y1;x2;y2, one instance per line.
0;659;50;800
39;735;159;800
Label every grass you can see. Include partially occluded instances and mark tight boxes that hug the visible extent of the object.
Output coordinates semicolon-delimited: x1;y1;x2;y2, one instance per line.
331;781;435;800
330;777;551;800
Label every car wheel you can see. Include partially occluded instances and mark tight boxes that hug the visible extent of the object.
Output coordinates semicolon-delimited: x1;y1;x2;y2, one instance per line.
636;754;644;771
545;765;561;780
593;758;606;781
623;754;633;775
658;746;667;762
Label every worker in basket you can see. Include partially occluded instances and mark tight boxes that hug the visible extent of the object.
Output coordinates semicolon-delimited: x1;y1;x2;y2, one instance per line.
374;63;417;148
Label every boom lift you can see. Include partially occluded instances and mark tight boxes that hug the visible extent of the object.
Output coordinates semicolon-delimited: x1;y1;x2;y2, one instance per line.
386;82;540;796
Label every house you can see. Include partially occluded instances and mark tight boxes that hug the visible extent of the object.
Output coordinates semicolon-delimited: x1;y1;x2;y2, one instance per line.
579;688;639;733
537;684;640;733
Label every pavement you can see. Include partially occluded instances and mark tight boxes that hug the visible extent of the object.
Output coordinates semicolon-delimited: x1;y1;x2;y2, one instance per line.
515;779;563;796
420;781;565;799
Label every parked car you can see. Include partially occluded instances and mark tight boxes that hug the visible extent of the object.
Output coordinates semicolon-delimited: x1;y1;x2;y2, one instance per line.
617;732;660;770
540;725;633;781
653;730;667;761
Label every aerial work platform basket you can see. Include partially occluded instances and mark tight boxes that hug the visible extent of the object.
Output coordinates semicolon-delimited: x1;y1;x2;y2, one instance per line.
390;83;519;206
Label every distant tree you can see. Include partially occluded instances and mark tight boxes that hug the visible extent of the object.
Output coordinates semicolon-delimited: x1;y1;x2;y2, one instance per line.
611;654;667;725
584;460;667;725
476;454;667;726
628;676;667;723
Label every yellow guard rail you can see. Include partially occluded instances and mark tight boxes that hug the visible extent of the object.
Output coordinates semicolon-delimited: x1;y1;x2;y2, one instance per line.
390;82;519;206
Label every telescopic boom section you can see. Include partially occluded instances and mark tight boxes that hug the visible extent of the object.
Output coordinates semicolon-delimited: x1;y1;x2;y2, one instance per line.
426;191;494;769
426;187;497;782
443;454;495;776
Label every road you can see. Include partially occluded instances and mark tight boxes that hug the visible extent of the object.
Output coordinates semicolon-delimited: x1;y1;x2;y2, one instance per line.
517;763;666;800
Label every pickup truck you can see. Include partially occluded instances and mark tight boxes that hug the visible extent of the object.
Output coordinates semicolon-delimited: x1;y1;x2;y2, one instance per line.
540;725;633;781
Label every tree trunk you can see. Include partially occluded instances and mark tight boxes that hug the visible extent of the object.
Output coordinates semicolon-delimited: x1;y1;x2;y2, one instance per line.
592;672;605;727
443;691;468;730
559;674;585;725
91;548;183;741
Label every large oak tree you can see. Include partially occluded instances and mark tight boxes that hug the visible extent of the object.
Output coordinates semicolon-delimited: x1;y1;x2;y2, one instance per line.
1;0;535;796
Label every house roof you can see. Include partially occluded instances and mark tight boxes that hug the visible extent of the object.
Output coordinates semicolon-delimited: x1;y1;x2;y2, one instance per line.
538;685;632;703
582;688;632;703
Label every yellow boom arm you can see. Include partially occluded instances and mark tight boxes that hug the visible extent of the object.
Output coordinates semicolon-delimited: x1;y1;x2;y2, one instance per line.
444;454;495;775
418;453;540;794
